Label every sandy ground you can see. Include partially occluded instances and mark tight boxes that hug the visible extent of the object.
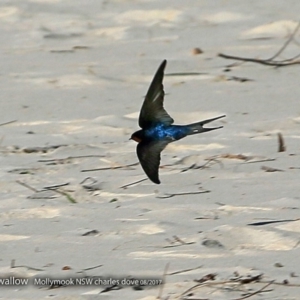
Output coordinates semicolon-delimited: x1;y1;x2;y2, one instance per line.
1;0;300;299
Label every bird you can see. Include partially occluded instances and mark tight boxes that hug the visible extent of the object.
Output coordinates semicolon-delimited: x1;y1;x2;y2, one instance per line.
131;60;225;184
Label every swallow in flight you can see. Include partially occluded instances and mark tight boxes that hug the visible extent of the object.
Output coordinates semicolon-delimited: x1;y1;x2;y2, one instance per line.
131;60;225;184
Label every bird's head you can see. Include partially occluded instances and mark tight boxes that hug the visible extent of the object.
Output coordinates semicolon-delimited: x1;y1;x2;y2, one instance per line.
130;130;144;143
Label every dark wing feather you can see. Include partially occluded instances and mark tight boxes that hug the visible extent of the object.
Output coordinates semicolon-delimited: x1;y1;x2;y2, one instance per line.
139;60;174;129
136;140;169;184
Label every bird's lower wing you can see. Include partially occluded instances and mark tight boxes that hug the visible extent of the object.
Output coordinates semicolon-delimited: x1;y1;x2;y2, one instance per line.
137;140;169;184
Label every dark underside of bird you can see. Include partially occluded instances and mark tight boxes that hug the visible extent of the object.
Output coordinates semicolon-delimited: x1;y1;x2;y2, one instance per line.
131;59;225;184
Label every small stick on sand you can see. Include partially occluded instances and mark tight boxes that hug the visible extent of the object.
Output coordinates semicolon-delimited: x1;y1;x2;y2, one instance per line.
80;177;98;185
219;22;300;67
45;188;77;203
16;180;75;203
16;180;39;192
38;155;105;163
277;132;286;152
233;280;274;300
261;165;283;172
218;53;300;67
157;262;170;300
181;158;220;172
100;284;122;293
173;235;190;245
43;182;70;189
245;158;276;164
22;145;67;153
119;178;148;189
168;265;202;276
11;259;45;271
259;280;300;287
179;272;300;299
248;218;300;226
164;236;196;248
81;162;139;172
156;190;210;199
80;264;103;271
0;120;17;126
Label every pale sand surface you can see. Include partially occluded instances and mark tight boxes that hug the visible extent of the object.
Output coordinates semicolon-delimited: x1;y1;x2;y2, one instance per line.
1;0;300;299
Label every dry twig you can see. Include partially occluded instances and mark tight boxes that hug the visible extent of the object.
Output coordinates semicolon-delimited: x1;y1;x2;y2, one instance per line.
168;266;203;276
277;132;286;152
219;22;300;67
16;180;38;192
38;155;105;164
261;165;283;172
233;280;274;300
181;158;222;172
11;259;44;271
119;178;148;188
248;218;300;226
164;235;196;248
157;263;170;300
0;120;17;126
16;180;76;203
81;162;138;172
45;188;77;203
156;190;210;199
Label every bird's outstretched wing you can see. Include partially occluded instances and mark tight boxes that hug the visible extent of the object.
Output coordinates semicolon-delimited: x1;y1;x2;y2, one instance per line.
136;140;169;184
139;60;174;129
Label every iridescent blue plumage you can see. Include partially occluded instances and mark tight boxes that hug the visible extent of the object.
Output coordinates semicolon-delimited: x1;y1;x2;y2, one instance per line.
131;60;225;184
144;124;189;141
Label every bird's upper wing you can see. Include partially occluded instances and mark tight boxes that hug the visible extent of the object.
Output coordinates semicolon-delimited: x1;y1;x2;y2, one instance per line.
139;60;174;129
137;140;169;184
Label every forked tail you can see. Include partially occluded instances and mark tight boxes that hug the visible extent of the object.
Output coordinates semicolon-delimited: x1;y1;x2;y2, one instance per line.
187;115;225;135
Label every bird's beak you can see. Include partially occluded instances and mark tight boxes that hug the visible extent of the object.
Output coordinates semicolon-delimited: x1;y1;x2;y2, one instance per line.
201;115;226;132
